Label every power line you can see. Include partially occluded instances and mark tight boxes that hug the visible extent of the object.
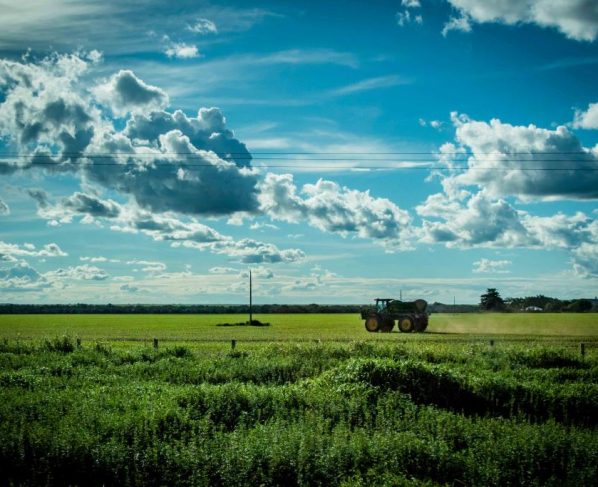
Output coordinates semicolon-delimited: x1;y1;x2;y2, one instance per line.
0;154;594;166
0;151;595;156
2;160;597;171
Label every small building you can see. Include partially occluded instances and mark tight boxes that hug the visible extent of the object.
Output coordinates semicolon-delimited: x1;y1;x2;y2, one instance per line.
525;306;543;312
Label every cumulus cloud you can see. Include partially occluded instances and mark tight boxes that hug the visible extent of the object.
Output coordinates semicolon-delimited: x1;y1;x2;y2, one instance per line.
0;258;111;293
473;258;511;273
417;188;598;276
80;256;120;263
1;53;420;265
0;241;67;261
29;190;121;225
209;266;239;274
0;260;48;292
164;43;200;59
442;14;472;36
45;264;108;281
444;0;598;41
573;102;598;129
126;259;167;273
572;242;598;277
240;266;274;279
1;55;259;218
397;0;423;27
281;265;336;292
120;283;139;293
184;238;304;264
0;54;96;169
188;18;218;34
259;173;412;248
440;113;598;200
92;69;169;116
0;198;9;215
417;190;532;247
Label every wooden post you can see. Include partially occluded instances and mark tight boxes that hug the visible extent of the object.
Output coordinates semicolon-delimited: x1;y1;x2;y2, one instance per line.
489;339;495;347
76;337;81;349
231;339;236;351
153;337;158;350
580;342;585;357
249;269;252;326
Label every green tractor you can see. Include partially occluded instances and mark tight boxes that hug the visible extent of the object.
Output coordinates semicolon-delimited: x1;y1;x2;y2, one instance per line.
361;298;429;333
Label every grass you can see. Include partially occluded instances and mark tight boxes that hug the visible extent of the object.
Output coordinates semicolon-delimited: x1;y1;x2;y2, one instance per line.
0;338;597;486
1;313;596;484
0;313;596;342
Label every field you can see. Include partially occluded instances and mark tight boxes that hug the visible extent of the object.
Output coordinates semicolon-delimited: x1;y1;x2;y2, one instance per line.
1;312;597;341
1;313;597;486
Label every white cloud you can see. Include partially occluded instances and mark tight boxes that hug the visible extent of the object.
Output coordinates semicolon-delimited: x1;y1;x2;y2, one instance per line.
573;102;598;129
397;0;423;27
444;0;598;41
250;221;279;231
329;75;410;96
0;241;67;261
240;266;274;279
442;14;472;36
0;198;9;215
164;43;200;59
120;283;139;293
418;118;443;129
45;264;108;281
209;266;238;274
92;69;169;116
440;113;598;200
126;259;167;273
188;18;218;34
80;256;120;263
417;187;598;276
473;258;512;273
259;173;412;248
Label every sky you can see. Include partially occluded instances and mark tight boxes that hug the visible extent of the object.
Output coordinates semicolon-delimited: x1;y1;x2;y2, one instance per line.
0;0;597;304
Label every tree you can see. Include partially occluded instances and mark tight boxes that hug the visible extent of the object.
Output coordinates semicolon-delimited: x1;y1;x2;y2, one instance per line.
480;288;505;311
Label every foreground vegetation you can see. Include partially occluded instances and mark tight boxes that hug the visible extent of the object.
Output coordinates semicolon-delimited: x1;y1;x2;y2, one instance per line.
1;312;597;341
0;337;597;486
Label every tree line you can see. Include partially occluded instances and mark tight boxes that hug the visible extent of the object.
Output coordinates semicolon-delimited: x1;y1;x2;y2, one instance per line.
0;303;365;314
479;288;596;312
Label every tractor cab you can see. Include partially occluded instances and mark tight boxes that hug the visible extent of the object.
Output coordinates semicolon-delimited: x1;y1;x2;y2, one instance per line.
375;298;394;312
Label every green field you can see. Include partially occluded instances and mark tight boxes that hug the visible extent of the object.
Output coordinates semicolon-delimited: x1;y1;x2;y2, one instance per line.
1;312;597;342
1;314;597;485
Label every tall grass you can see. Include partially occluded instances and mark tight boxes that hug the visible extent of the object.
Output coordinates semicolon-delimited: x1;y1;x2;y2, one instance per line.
0;340;596;485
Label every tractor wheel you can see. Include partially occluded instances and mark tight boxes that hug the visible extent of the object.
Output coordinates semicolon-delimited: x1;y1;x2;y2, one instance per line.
414;314;429;333
380;318;394;333
398;316;414;333
365;315;381;332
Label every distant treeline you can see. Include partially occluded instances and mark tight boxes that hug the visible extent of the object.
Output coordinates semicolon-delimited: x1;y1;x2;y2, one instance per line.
0;296;595;314
504;295;596;312
0;303;365;314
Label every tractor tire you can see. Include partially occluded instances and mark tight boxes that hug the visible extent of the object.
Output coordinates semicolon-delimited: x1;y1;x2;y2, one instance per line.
380;317;394;333
414;314;429;333
365;315;381;332
398;316;414;333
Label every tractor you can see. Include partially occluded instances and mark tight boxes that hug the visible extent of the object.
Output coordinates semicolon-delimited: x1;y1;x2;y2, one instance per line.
361;298;429;333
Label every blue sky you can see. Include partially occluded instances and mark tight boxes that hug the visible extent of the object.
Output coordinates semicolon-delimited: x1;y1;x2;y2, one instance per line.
0;0;597;304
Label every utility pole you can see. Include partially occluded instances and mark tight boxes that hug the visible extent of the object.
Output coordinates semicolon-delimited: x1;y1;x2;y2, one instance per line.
249;269;252;325
400;289;402;301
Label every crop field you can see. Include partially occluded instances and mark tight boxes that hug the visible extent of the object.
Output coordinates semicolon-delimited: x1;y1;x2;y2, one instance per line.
1;312;597;342
1;314;597;486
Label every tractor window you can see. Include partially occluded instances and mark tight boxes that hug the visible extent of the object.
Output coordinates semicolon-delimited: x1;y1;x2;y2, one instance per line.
376;301;385;312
